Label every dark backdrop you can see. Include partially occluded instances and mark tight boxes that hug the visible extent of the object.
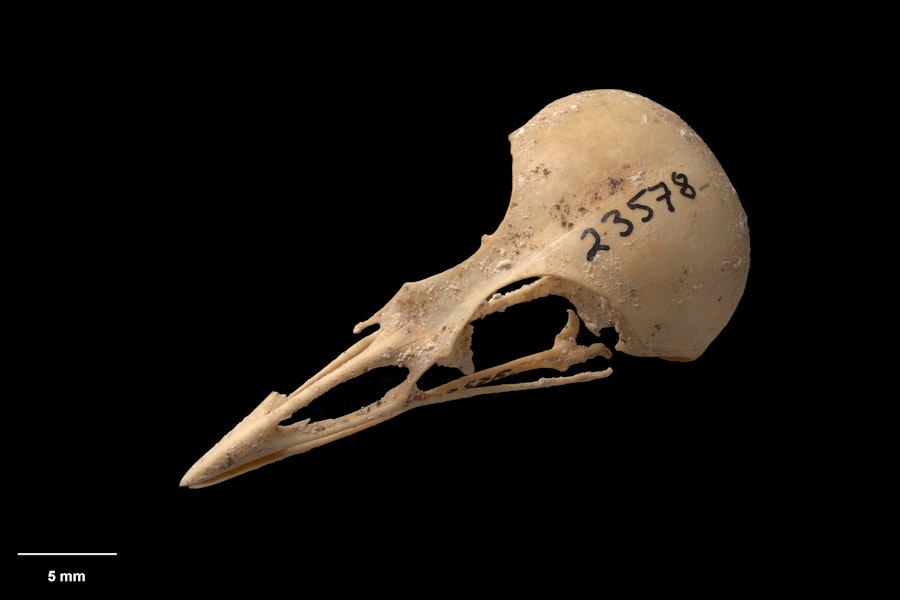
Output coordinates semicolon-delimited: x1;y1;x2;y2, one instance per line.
9;13;819;594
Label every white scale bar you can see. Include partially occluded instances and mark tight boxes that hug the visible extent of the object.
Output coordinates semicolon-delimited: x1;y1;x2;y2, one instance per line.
18;553;117;556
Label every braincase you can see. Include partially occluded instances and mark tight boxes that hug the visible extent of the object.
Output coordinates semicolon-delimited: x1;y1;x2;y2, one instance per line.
503;89;749;361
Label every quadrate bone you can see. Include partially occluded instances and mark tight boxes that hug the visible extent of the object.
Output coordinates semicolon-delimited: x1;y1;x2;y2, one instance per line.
181;89;750;488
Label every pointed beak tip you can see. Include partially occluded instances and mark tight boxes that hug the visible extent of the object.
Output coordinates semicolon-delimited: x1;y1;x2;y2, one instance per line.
180;461;208;489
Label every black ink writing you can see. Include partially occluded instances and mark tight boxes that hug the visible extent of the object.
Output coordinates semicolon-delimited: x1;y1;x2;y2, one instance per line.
672;172;696;198
626;189;653;222
448;369;514;394
601;209;634;237
580;227;610;262
582;171;697;263
649;182;673;212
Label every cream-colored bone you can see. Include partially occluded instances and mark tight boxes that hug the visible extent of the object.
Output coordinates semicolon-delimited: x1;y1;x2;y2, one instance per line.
181;89;750;488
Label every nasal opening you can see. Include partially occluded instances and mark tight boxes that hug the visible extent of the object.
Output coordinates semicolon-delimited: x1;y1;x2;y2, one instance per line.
278;366;409;425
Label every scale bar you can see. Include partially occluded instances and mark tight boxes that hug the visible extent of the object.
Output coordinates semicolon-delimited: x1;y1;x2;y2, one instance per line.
18;553;117;556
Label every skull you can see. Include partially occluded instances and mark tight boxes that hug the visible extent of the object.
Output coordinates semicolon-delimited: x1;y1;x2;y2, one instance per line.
181;89;750;488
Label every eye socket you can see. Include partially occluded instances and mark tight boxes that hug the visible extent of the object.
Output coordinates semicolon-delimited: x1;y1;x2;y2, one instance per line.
472;294;616;373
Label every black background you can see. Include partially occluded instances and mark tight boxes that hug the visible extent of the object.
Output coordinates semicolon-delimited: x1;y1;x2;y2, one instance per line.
8;10;842;595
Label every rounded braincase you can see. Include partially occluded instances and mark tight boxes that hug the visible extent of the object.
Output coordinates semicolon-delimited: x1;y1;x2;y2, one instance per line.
502;90;750;360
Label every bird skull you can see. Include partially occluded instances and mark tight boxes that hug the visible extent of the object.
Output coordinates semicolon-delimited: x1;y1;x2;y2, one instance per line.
181;89;750;488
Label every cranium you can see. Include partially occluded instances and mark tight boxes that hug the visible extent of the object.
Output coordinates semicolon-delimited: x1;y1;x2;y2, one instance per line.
181;89;750;488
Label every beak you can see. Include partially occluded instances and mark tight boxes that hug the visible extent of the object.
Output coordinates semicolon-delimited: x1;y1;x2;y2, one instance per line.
180;331;413;488
179;389;405;488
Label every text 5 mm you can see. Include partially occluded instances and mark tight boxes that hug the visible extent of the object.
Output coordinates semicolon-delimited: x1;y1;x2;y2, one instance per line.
48;570;86;583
